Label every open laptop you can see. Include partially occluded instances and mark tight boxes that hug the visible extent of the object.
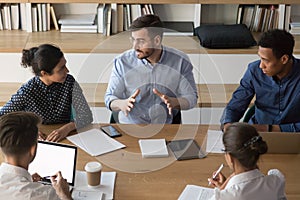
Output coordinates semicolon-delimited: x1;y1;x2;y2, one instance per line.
28;141;77;186
260;132;300;154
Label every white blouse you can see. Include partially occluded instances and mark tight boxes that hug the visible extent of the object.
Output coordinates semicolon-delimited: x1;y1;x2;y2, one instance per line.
209;169;287;200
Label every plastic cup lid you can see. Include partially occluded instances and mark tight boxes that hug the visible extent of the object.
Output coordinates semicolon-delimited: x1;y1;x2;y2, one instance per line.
85;161;102;172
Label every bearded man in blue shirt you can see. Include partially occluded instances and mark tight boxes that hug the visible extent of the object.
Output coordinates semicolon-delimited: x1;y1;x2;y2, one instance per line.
105;14;198;124
221;29;300;132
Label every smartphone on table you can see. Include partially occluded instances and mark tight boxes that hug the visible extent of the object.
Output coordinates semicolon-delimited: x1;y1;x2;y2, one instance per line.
100;125;122;138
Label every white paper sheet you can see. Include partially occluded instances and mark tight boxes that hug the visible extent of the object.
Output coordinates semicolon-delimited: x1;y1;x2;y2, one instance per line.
205;130;225;153
73;171;116;200
67;129;125;156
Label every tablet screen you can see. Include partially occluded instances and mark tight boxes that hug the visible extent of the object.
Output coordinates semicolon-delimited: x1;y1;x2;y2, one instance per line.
28;141;77;186
168;139;206;160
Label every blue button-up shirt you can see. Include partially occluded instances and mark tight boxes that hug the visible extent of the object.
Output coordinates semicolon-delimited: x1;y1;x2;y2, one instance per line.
105;46;198;124
221;57;300;132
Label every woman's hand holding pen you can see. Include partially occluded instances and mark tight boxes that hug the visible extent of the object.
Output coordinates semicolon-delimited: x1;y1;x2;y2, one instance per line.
208;171;226;188
208;172;235;190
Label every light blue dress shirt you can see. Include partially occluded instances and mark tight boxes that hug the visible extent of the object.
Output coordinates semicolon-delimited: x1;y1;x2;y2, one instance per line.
105;46;198;124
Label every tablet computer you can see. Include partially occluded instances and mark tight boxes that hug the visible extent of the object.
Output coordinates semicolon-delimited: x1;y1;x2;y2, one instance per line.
28;141;77;186
168;139;206;161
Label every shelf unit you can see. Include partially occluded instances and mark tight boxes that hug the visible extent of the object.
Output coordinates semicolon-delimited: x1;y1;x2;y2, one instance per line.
0;1;299;53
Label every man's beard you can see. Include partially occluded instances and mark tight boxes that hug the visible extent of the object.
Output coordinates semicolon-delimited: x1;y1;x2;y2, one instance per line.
136;48;154;60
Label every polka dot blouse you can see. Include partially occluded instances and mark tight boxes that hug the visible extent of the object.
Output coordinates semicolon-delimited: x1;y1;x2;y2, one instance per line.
0;74;93;129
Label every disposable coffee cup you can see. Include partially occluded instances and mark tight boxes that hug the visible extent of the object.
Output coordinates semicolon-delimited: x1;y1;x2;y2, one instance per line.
85;161;102;188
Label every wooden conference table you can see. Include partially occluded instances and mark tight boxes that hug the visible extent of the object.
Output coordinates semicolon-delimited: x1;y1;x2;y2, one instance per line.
1;124;300;200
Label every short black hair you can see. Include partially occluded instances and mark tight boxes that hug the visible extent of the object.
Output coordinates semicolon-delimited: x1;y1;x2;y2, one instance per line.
129;14;164;38
0;112;41;156
258;29;294;60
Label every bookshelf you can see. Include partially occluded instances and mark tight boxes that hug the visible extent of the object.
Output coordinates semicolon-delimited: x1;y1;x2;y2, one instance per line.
0;2;298;48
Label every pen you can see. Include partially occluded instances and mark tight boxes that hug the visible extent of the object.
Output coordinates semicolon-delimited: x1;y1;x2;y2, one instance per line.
208;163;224;185
42;175;57;181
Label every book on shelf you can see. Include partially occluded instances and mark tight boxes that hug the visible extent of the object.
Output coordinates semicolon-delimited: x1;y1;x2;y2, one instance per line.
37;3;42;31
163;21;194;36
20;3;27;30
3;4;11;30
111;3;118;34
277;4;285;29
50;5;59;31
97;3;104;33
148;4;154;15
26;3;32;32
10;4;19;30
103;4;112;36
41;3;48;31
285;5;291;31
46;3;50;31
130;4;142;22
31;5;38;32
123;5;129;31
117;4;124;32
193;4;201;28
126;4;131;28
0;9;3;30
143;4;150;15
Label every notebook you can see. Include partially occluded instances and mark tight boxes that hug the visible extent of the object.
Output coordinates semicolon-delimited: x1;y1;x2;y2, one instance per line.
168;139;206;160
138;139;169;158
260;132;300;154
28;141;77;186
178;184;214;200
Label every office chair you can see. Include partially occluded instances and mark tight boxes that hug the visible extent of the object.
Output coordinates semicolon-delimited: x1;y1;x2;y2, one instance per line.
243;105;255;122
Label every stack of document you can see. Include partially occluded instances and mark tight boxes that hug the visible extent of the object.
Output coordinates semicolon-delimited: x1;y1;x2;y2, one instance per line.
138;139;169;158
67;128;125;156
58;14;97;33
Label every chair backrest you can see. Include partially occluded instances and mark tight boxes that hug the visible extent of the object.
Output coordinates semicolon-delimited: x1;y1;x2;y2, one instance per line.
110;110;182;124
243;105;255;123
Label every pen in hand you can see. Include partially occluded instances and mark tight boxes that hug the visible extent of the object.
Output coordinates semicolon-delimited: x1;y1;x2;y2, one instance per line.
41;175;57;182
208;163;224;186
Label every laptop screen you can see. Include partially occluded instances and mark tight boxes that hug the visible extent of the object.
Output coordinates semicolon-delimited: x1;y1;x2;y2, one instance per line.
28;141;77;186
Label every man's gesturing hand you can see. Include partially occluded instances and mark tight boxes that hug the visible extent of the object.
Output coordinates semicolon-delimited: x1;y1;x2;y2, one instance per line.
121;89;140;116
153;88;175;115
